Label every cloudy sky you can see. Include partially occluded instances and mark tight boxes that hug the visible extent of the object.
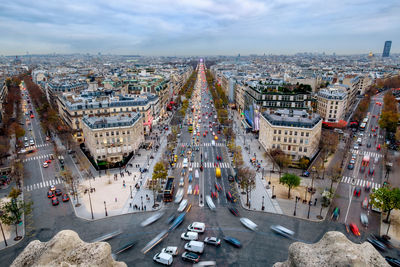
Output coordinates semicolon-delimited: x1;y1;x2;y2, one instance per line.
0;0;399;55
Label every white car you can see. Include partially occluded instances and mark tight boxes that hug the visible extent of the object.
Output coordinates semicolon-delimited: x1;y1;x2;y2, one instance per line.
353;145;359;150
187;185;193;195
240;218;258;231
178;199;188;212
140;211;165;227
174;189;184;204
153;252;173;265
181;231;199;241
179;177;184;187
161;246;178;256
187;222;205;233
270;225;294;238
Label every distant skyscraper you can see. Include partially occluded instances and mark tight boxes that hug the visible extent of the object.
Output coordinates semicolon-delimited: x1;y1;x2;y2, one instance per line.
382;41;392;57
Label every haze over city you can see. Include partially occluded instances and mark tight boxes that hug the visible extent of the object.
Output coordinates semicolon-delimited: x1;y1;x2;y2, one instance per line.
1;0;399;55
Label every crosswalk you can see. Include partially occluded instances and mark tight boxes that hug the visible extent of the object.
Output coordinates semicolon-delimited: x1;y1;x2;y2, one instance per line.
341;176;381;189
33;143;50;148
175;161;231;169
177;142;225;147
23;153;53;163
350;150;382;158
24;178;62;192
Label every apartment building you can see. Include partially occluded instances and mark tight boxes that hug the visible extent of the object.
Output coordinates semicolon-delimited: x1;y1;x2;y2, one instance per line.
316;87;347;122
234;82;246;114
259;109;322;161
82;112;144;164
0;80;7;124
57;91;159;142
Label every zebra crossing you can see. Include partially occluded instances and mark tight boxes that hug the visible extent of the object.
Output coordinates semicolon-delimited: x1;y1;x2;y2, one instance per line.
23;153;53;163
33;143;50;148
175;161;231;169
350;150;382;158
24;178;62;192
177;142;225;147
341;176;381;189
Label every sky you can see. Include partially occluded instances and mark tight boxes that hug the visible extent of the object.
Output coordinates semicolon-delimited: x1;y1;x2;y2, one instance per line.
0;0;399;56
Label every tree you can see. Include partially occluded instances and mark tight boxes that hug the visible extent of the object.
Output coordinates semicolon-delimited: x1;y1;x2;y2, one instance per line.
298;157;310;171
280;173;301;198
319;130;339;179
232;146;244;169
223;127;235;141
329;162;342;192
0;192;32;240
238;167;256;207
379;111;399;133
60;167;80;206
151;161;168;207
370;186;400;222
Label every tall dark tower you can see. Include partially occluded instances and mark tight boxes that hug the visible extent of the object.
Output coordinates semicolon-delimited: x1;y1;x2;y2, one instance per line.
382;41;392;57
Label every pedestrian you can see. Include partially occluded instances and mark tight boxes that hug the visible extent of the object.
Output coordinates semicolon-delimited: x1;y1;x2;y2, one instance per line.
130;203;132;208
144;206;146;211
115;197;117;202
314;198;317;206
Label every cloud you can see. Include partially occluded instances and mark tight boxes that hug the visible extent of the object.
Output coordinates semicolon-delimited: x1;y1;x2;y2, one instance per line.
0;0;399;55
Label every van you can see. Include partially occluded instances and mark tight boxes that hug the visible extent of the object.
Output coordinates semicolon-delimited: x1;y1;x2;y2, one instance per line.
153;252;173;265
187;222;205;233
184;241;205;254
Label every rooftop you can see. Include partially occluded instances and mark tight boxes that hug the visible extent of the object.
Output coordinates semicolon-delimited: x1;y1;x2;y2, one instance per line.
262;109;321;128
317;87;347;100
82;112;141;129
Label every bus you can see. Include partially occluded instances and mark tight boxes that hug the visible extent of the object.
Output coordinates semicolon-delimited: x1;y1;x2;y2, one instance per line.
360;123;366;131
163;177;175;202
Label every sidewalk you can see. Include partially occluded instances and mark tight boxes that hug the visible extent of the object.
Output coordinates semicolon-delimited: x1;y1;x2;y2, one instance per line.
0;193;25;250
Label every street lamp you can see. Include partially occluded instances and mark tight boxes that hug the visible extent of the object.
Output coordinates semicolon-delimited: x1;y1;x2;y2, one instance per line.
294;196;299;216
307;167;316;219
141;196;144;210
0;210;8;247
262;196;265;211
104;201;108;216
87;182;94;220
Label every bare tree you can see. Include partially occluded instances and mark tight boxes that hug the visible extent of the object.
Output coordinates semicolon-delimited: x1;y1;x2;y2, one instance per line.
238;167;256;208
319;130;339;179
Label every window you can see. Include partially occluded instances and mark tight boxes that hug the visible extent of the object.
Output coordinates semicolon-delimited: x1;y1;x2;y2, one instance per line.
300;138;303;144
284;138;287;142
106;132;109;137
127;131;130;134
277;137;281;141
293;138;296;143
284;130;288;135
299;147;302;152
289;137;292;143
290;131;292;135
274;130;277;134
273;136;276;141
301;132;304;136
305;139;309;144
111;131;114;136
306;132;309;137
294;131;297;136
95;133;98;138
116;131;119;135
304;147;308;152
278;130;281;134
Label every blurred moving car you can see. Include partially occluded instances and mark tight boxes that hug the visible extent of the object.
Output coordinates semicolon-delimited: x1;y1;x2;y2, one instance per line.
349;223;360;236
228;207;239;216
240;218;258;231
331;207;340;221
140;212;165;227
360;213;368;227
270;225;294;238
224;236;241;248
385;257;400;267
178;199;188;212
55;189;62;196
367;237;386;251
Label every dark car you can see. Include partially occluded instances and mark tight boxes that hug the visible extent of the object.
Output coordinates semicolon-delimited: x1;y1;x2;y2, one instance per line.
302;171;310;177
62;194;70;202
224;236;242;248
55;189;62;196
228;207;239;216
51;197;59;206
47;191;54;198
226;192;233;203
385;257;400;267
347;164;354;170
353;187;361;197
182;252;200;263
228;175;234;182
367;237;386;251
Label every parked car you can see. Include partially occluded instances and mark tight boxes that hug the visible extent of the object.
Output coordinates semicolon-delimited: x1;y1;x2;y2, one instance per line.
187;222;205;233
153;252;173;265
161;246;178;256
55;189;62;196
204;237;221;246
223;236;241;248
181;232;199;241
47;191;54;198
181;252;200;263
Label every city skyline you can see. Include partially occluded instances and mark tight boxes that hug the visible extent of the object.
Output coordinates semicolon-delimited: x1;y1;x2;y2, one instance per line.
0;0;399;56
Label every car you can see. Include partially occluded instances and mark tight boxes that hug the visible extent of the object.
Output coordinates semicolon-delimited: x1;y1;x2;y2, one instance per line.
181;231;199;241
367;143;371;148
179;177;184;187
302;171;310;177
50;185;56;191
385;257;400;267
29;139;34;146
362;197;369;209
204;237;221;246
187;185;193;195
55;189;62;196
226;191;233;203
46;136;50;141
240;218;258;231
161;246;178;256
178;199;188;212
47;191;54;198
44;159;51;164
62;194;70;202
367;237;386;251
364;182;371;192
331;207;340;221
347;164;354;170
270;225;294;238
368;168;374;175
181;252;200;263
353;145;359;150
24;142;29;148
377;144;381;150
224;236;241;248
353;187;361;197
43;162;49;168
214;182;221;192
187;222;205;233
351;153;357;159
349;158;356;164
51;197;59;206
153;252;173;265
349;223;360;236
360;213;368;227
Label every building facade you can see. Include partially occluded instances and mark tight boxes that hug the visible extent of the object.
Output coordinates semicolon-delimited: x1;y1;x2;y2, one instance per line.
82;113;144;164
0;80;8;124
259;109;322;161
316;87;347;122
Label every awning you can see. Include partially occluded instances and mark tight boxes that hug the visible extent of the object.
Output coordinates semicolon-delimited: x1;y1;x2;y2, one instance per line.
322;120;348;129
241;119;252;129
